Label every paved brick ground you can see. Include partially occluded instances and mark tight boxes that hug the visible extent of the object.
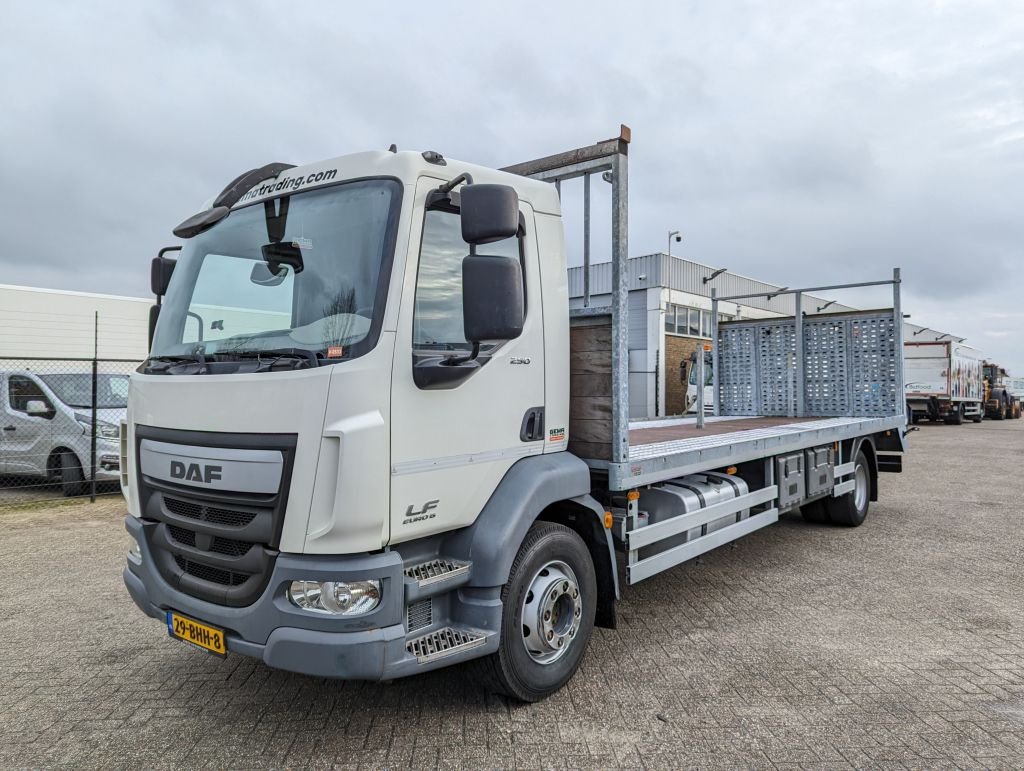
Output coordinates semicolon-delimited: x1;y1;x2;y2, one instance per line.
3;422;1024;769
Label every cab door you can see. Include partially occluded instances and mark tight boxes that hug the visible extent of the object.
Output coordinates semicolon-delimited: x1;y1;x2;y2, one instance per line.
2;374;57;475
388;179;546;543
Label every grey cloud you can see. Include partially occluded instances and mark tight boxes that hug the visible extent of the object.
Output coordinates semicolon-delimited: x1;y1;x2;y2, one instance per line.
1;0;1022;368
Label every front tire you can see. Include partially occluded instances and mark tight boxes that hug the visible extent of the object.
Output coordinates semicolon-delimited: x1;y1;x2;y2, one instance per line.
823;450;871;527
58;452;86;497
472;522;597;702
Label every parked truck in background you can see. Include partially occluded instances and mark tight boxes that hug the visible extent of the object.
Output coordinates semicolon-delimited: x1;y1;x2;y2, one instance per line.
904;341;983;424
121;130;908;701
982;362;1022;420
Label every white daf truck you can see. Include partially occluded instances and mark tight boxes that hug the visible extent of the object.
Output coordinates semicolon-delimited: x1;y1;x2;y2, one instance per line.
122;130;908;701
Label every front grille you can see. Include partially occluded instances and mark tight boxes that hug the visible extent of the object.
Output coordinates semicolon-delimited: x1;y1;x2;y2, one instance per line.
167;525;253;557
407;599;433;632
136;426;297;608
165;497;257;528
174;555;251;586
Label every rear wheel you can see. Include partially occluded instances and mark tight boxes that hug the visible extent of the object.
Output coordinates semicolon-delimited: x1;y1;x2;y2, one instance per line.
800;499;829;523
471;522;597;702
823;450;871;527
58;452;86;497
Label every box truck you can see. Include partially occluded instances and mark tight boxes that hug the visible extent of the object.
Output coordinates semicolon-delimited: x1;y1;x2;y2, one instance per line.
904;341;983;424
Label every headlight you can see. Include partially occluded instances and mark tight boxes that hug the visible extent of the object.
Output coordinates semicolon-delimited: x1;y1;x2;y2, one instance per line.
287;580;381;616
127;535;142;565
75;416;120;439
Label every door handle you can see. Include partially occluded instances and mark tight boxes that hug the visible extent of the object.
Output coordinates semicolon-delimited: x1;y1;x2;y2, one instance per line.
2;425;15;431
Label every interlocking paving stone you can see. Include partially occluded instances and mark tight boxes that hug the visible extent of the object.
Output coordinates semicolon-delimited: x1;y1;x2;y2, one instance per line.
2;421;1024;768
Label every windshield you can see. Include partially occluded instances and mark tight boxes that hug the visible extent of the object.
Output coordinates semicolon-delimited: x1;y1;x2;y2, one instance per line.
688;354;714;386
37;373;130;409
151;179;402;363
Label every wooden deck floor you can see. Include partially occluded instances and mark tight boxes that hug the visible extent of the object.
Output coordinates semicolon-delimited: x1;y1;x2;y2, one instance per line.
629;416;824;447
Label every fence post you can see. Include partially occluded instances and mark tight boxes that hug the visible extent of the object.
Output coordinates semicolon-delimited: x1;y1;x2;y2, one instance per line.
90;312;98;503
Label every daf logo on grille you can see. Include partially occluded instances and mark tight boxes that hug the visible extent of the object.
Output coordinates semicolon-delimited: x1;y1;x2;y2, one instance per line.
170;461;223;484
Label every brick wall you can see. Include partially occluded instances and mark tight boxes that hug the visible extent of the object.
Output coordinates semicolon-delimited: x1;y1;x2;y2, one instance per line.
665;334;703;415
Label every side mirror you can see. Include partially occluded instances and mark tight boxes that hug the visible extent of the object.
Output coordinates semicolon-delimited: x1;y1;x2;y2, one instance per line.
679;361;688;384
148;304;160;349
460;184;519;245
462;255;524;342
26;400;50;417
151;255;177;297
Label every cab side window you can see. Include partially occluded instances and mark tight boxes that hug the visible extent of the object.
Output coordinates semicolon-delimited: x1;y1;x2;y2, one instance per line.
413;208;522;352
9;376;51;414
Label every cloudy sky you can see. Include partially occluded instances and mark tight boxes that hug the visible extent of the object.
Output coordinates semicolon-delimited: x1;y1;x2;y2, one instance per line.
2;1;1022;367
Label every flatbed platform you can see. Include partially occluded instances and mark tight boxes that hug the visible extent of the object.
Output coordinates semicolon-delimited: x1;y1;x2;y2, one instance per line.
588;414;905;490
629;415;824;445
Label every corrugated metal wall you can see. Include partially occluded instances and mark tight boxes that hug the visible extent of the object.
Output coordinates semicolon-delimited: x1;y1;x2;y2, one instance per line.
568;254;858;317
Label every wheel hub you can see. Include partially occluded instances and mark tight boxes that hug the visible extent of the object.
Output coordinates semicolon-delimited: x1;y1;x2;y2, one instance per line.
521;560;582;664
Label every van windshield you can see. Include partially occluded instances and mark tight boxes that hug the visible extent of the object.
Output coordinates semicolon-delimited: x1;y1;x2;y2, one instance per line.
150;179;402;366
37;373;130;409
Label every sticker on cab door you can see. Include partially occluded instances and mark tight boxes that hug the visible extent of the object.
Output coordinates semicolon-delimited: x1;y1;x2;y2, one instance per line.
548;427;566;442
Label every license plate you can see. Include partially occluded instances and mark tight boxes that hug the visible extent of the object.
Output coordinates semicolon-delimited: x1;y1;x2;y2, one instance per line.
166;611;227;657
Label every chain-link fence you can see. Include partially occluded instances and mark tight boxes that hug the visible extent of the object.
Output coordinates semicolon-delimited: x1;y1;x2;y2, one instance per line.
0;357;140;507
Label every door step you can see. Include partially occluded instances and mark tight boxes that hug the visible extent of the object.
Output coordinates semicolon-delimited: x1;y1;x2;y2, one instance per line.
404;558;472;602
407;627;486;664
405;558;470;586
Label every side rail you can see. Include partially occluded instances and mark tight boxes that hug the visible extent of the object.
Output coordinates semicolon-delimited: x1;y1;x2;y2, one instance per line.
623;482;779;584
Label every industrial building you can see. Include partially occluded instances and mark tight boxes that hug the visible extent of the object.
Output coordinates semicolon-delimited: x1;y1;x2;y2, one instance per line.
568;254;861;418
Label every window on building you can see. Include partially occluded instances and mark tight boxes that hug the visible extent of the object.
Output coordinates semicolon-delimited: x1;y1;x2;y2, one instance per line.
664;305;675;333
701;310;712;336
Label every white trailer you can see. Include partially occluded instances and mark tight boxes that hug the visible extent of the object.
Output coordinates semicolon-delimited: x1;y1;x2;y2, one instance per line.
904;341;984;424
121;131;908;701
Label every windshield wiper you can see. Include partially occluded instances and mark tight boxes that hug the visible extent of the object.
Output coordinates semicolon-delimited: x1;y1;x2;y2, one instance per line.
144;350;207;374
214;348;320;371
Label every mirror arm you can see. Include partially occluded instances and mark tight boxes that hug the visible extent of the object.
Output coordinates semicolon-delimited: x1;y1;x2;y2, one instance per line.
445;341;480;366
435;172;474;196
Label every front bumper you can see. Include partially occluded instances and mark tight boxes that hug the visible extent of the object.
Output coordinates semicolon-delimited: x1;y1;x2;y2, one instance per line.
123;516;425;680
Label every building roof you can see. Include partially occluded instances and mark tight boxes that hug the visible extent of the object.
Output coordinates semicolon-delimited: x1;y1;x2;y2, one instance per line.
567;254;859;316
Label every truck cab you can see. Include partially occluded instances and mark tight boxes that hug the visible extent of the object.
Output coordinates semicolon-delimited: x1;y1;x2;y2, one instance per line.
123;150;593;698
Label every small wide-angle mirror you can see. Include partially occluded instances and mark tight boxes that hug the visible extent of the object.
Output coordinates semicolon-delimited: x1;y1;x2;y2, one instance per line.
151;255;177;297
460;184;519;245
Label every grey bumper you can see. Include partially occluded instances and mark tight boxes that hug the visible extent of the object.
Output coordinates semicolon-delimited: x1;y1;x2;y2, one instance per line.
123;516;422;680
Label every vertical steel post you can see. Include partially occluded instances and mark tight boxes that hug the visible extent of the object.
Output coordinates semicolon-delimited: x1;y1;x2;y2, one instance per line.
610;153;630;464
794;292;804;418
711;291;720;417
696;347;706;429
583;173;591;307
892;267;903;420
90;311;98;503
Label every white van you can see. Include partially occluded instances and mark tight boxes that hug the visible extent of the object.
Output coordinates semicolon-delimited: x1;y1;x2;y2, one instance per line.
0;371;128;496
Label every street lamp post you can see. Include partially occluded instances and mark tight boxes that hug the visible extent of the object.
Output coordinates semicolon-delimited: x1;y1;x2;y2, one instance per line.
668;230;681;258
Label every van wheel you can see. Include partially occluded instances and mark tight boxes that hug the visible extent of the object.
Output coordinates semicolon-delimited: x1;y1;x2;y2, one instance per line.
824;451;870;527
59;452;86;497
471;522;596;702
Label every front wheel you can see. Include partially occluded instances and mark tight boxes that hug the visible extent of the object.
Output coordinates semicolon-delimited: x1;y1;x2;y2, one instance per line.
59;452;86;497
823;450;871;527
472;522;597;702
